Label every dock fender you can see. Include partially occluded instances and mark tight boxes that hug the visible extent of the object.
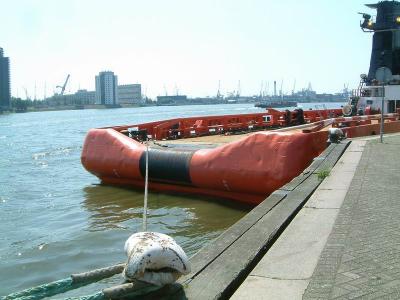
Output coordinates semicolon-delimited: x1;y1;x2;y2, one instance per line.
138;148;194;185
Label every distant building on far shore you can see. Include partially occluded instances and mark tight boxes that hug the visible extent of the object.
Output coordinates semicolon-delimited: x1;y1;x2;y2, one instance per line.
95;71;118;105
63;89;95;105
118;84;141;104
46;89;95;106
74;89;95;104
0;47;11;110
157;95;187;105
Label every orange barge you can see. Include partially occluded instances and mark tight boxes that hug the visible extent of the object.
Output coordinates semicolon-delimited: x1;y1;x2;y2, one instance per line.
81;108;400;205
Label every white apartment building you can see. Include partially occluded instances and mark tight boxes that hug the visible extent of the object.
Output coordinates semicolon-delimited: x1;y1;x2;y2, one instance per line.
95;71;118;105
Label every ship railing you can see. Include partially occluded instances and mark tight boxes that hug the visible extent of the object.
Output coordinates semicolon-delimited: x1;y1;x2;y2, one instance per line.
147;112;283;140
109;108;343;141
332;113;399;128
351;89;361;97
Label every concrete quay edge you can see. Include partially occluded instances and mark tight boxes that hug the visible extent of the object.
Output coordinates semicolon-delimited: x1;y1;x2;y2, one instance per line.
231;139;367;300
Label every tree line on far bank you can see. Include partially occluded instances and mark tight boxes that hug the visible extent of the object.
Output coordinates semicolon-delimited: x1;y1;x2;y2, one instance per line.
10;97;47;112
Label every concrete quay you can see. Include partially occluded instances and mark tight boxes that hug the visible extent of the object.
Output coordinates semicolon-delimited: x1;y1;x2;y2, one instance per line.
232;134;400;299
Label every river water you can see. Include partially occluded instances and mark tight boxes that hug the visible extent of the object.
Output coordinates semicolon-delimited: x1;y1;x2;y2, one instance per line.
0;102;344;296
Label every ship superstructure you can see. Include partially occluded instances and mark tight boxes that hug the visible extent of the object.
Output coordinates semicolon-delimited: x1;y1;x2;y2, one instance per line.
349;1;400;115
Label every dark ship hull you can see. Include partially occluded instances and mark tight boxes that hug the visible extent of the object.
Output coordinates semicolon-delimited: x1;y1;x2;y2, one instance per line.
255;101;297;108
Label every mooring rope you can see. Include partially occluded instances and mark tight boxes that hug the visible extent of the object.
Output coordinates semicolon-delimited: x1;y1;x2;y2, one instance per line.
3;264;125;300
63;291;105;300
61;283;161;300
4;140;166;300
3;278;76;300
142;140;149;232
2;264;162;300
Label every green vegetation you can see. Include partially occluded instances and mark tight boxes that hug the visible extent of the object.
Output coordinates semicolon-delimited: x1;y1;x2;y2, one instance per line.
317;169;330;181
10;97;79;113
11;97;52;112
11;97;29;112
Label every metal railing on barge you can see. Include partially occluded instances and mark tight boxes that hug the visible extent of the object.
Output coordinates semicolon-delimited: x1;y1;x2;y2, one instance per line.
107;108;343;141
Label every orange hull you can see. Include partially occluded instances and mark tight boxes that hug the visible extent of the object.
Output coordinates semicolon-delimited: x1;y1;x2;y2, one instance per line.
81;128;329;205
81;111;400;205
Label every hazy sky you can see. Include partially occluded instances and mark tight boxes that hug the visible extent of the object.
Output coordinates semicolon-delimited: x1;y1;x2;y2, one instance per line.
1;0;375;99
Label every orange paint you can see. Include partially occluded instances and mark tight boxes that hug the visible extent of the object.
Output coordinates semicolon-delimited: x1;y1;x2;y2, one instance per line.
190;131;328;197
82;128;328;205
81;110;400;205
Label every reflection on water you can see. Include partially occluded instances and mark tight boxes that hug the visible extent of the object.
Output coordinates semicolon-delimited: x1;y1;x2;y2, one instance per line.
83;185;249;231
82;185;250;254
83;185;143;231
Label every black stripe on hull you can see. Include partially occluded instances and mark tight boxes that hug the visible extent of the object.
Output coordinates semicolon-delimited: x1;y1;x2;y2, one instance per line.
139;148;194;185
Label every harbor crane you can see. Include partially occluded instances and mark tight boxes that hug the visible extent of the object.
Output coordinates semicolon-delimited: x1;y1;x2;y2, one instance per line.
23;87;30;100
292;79;296;95
236;80;241;98
217;80;222;99
56;74;70;95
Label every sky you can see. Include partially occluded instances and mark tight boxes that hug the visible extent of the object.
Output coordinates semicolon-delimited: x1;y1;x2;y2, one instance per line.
0;0;376;99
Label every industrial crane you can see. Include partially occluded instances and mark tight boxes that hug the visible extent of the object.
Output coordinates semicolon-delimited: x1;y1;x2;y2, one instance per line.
57;74;70;95
216;80;222;99
23;87;30;100
292;79;296;95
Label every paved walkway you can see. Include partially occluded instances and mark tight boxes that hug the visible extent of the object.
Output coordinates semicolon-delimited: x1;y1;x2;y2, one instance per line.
232;134;400;299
